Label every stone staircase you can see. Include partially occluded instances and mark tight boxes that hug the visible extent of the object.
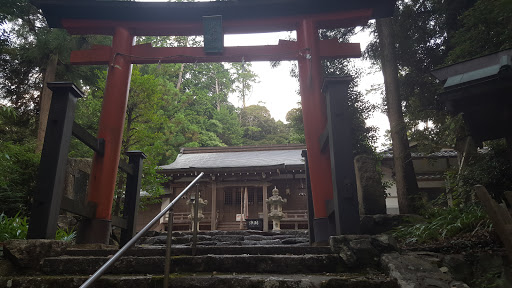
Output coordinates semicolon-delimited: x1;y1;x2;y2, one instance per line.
0;230;469;288
215;221;246;231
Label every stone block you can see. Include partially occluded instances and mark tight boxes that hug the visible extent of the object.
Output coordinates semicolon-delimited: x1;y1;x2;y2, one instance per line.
3;239;70;270
64;158;92;202
381;252;470;288
354;155;387;215
329;234;398;268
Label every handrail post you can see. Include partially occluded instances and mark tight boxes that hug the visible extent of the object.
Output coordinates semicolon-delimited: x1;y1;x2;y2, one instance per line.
163;209;173;288
79;172;204;288
120;150;147;246
28;82;84;240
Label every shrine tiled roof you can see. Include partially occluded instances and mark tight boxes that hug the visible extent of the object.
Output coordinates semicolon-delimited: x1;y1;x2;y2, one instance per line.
380;149;458;159
159;145;306;172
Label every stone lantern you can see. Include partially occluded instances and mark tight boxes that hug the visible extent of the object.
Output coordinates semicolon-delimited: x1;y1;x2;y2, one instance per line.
266;187;287;231
186;193;208;231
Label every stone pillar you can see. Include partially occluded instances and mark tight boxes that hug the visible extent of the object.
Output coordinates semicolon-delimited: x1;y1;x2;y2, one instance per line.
262;184;269;232
323;77;360;235
354;155;387;215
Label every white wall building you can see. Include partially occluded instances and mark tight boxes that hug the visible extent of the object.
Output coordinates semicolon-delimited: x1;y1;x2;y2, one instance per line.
381;150;458;214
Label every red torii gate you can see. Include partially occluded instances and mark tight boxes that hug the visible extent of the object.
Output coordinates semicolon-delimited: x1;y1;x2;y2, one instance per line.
31;0;394;243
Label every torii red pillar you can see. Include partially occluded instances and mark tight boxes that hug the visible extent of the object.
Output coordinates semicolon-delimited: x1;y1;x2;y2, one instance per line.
82;27;134;243
297;18;335;242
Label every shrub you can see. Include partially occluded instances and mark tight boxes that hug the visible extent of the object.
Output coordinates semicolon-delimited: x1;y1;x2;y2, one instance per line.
0;213;77;242
451;140;512;203
392;205;492;244
0;141;40;217
55;227;76;242
0;212;28;242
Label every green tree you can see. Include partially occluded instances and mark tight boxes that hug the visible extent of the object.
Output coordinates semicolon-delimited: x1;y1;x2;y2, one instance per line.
212;105;243;146
0;0;109;152
446;0;512;63
376;17;419;214
364;0;512;212
240;105;277;144
285;106;305;144
230;62;259;108
364;0;478;153
0;141;39;216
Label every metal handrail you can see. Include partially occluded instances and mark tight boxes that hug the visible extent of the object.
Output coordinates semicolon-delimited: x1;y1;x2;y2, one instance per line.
80;172;204;288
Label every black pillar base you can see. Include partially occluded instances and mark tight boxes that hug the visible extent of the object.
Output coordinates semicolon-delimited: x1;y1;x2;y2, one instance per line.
313;218;334;244
77;218;112;244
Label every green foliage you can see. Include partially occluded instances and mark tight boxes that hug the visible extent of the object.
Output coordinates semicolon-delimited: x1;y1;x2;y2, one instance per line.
449;140;512;203
212;106;243;146
363;0;490;153
447;0;512;64
0;212;28;241
0;213;76;242
55;228;76;242
285;107;305;144
230;62;259;106
392;205;492;244
239;105;292;145
0;141;39;217
472;269;508;288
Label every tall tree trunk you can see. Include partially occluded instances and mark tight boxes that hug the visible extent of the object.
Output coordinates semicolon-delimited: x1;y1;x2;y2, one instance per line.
215;78;220;111
176;63;185;91
242;79;246;109
376;17;419;214
176;37;188;91
36;53;58;153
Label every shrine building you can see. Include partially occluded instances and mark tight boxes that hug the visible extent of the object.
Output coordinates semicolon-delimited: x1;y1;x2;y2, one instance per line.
136;144;309;232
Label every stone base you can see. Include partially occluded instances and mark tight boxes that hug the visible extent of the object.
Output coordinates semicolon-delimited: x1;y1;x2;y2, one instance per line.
76;218;111;244
313;218;332;244
329;234;398;268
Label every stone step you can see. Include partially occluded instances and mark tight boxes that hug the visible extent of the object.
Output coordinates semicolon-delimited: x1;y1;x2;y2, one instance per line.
41;254;343;275
65;245;333;257
165;230;308;236
140;231;310;246
214;223;245;231
0;273;399;288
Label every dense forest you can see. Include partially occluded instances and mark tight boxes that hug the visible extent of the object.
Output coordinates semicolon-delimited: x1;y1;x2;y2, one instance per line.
1;0;511;231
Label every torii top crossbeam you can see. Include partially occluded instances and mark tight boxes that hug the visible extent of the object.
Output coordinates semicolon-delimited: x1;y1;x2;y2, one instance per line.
35;0;393;35
31;0;395;243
